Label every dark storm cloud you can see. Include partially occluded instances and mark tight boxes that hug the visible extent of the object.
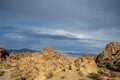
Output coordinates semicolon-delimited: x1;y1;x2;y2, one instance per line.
0;0;120;53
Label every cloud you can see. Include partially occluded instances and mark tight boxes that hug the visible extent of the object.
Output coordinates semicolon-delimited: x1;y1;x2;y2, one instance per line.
2;33;26;40
32;28;91;39
20;27;113;43
21;28;110;50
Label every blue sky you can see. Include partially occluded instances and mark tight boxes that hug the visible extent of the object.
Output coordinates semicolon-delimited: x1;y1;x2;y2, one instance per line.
0;0;120;53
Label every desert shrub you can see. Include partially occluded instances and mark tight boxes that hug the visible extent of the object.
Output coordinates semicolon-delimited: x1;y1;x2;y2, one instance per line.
88;73;99;79
110;71;120;77
21;77;26;80
78;71;83;76
0;70;5;76
60;76;66;79
45;72;53;79
107;65;120;71
98;63;106;68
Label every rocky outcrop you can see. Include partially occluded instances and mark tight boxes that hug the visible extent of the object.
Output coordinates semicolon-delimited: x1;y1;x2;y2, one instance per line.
10;46;99;80
96;42;120;71
0;47;9;60
40;46;67;60
75;55;99;75
11;47;71;80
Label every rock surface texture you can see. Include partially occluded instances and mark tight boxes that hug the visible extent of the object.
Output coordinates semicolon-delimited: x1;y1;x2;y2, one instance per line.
75;55;99;75
0;47;9;60
1;43;120;80
9;46;99;80
96;42;120;71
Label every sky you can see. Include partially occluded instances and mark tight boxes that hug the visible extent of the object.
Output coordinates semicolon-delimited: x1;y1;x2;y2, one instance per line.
0;0;120;54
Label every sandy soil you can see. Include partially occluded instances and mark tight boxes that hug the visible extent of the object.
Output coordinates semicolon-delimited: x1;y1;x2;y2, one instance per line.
0;68;14;80
47;70;94;80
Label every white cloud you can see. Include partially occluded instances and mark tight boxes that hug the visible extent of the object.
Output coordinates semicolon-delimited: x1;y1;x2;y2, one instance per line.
3;33;27;40
87;27;120;41
33;28;92;39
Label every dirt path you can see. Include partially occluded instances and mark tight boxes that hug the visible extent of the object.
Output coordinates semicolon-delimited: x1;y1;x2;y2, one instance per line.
0;68;14;80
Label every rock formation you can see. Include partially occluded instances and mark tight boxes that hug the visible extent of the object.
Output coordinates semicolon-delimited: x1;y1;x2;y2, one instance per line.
74;55;99;75
11;47;71;80
0;47;9;60
1;43;120;80
96;42;120;71
10;46;99;80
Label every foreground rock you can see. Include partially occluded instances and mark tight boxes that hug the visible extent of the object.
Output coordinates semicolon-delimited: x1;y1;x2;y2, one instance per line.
96;42;120;71
1;42;120;80
10;47;71;80
0;47;9;61
75;55;99;75
9;47;99;80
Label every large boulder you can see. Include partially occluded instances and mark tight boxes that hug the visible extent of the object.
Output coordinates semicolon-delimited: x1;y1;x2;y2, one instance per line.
75;55;99;75
0;47;9;60
96;42;120;71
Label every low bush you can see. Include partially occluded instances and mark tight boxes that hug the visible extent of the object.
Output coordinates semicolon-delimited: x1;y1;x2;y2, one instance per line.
88;73;99;79
0;70;5;76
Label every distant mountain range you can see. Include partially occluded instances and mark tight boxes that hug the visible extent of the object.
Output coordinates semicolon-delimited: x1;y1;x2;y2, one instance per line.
7;48;97;57
7;48;40;53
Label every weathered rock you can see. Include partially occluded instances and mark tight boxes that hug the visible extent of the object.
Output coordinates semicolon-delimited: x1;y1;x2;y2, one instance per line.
3;46;99;80
74;55;99;75
40;46;64;60
96;42;120;71
11;47;71;80
0;47;9;60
